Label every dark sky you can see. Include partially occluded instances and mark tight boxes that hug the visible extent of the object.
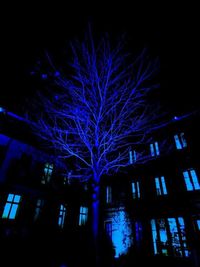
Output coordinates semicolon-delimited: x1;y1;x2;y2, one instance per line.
1;3;199;115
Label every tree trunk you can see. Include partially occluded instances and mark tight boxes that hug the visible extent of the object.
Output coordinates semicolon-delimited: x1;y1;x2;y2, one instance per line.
92;172;101;266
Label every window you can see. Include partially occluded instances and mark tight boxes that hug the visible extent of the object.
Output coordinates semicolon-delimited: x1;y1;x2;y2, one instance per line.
132;181;140;199
2;194;21;219
183;169;200;191
150;142;159;157
34;199;44;221
41;163;53;184
58;204;67;228
106;186;112;203
105;209;133;258
79;206;88;226
129;150;137;164
174;132;187;150
196;220;200;231
151;217;189;257
155;176;167;195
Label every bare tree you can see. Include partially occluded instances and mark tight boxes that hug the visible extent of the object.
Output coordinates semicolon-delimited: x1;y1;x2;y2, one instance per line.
29;31;160;264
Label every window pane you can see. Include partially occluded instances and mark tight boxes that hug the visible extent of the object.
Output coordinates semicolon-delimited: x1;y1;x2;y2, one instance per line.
161;176;167;195
7;194;14;202
14;195;21;203
190;170;200;190
2;203;11;218
151;219;158;254
155;142;160;156
150;144;155;156
9;204;19;219
183;171;193;191
174;134;182;149
155;178;161;195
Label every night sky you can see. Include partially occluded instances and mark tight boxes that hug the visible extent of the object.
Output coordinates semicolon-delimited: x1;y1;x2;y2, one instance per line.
1;3;199;115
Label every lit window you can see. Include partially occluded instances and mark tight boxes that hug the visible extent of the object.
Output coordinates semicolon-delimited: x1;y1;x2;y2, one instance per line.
155;176;167;195
34;199;44;221
58;204;67;228
41;163;54;184
196;220;200;231
106;186;112;203
105;209;133;258
132;181;140;199
183;169;200;191
150;142;159;157
79;206;88;226
174;132;187;150
2;194;21;219
129;150;137;164
151;217;189;257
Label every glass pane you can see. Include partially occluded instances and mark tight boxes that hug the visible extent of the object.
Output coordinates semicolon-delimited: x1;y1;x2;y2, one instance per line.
174;135;182;149
190;170;200;190
2;203;11;218
183;171;193;191
151;219;158;254
161;176;167;195
7;194;14;202
155;142;160;156
14;195;21;203
150;144;155;156
9;204;19;219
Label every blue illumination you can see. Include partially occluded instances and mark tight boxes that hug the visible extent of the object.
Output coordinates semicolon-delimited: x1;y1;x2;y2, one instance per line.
174;116;179;120
79;206;88;226
129;150;136;164
155;176;167;195
150;142;159;157
58;204;66;228
41;73;48;79
174;132;187;150
132;181;140;199
105;209;132;258
41;163;53;184
34;199;44;220
151;217;189;257
197;220;200;230
2;194;21;219
0;106;5;113
183;169;200;191
106;186;112;203
54;71;60;77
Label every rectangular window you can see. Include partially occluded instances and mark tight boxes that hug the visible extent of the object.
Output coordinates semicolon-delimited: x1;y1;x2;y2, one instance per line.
2;194;21;219
155;176;167;195
196;219;200;231
79;206;88;226
129;150;137;164
58;204;66;228
41;163;54;184
34;199;44;221
174;132;187;150
150;142;160;157
132;181;140;199
106;186;112;203
151;217;189;257
183;169;200;191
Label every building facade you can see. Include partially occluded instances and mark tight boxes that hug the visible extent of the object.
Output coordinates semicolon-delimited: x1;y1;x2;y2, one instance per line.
0;107;200;267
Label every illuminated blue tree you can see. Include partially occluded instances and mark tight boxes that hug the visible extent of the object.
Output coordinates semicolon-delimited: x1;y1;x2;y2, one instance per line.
31;32;159;263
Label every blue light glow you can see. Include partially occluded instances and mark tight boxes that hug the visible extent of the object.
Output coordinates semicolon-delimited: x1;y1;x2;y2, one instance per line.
151;217;189;257
2;194;21;219
79;206;88;226
183;169;200;191
106;209;133;258
174;132;187;150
